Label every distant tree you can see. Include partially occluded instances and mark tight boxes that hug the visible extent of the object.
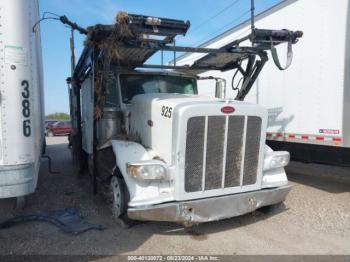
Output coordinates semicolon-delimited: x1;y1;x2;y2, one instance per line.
46;112;70;120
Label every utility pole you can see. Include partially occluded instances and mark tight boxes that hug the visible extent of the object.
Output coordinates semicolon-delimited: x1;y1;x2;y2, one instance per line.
251;0;255;32
70;29;75;75
250;0;255;46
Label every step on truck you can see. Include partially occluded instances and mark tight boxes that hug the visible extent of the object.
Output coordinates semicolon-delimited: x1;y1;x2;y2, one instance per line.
68;11;302;225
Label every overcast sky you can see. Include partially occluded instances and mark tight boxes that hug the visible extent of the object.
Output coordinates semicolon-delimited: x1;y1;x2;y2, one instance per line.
39;0;281;114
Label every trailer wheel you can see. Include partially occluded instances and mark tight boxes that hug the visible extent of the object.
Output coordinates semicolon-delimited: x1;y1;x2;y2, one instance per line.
109;174;134;228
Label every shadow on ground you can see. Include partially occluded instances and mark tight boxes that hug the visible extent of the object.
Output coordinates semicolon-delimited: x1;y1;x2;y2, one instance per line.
0;137;290;255
286;162;350;193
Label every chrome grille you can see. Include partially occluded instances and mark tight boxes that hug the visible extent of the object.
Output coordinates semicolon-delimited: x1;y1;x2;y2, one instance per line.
184;117;205;192
205;116;226;190
224;116;245;187
243;116;262;185
184;115;262;193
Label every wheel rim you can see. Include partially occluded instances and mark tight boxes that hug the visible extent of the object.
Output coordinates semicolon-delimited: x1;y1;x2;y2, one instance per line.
110;176;122;217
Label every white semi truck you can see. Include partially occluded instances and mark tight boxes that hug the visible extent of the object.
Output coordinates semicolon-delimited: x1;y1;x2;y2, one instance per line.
176;0;350;166
70;12;302;225
0;0;44;204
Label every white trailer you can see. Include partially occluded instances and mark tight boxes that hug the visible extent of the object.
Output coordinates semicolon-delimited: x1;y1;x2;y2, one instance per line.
0;0;44;202
176;0;350;166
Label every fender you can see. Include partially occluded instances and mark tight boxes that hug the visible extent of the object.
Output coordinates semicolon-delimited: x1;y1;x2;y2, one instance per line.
262;144;288;188
111;140;174;206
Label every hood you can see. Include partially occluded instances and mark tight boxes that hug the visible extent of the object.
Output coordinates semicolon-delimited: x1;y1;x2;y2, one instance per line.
128;93;260;164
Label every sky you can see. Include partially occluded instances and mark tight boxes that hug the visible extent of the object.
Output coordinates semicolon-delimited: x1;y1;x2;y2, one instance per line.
39;0;281;114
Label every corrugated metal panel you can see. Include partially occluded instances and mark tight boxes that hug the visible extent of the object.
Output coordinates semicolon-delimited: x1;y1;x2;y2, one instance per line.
115;46;156;67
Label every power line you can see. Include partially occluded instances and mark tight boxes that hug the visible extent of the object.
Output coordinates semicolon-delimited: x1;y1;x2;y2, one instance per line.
190;0;243;34
193;9;251;46
174;9;251;65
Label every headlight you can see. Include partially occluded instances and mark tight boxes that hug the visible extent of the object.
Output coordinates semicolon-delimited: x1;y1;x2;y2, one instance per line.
263;151;290;171
126;161;168;180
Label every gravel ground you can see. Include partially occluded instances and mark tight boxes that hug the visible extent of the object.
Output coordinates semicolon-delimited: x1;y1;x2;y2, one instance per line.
0;136;349;256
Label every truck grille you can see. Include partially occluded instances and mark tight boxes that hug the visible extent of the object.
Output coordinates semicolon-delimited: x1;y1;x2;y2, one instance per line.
184;115;262;192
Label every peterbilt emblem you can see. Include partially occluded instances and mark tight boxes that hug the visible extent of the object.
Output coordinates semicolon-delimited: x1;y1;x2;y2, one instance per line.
221;106;235;114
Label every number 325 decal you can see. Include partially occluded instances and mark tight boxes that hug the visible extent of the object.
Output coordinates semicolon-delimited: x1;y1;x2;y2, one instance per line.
21;80;31;137
161;106;172;118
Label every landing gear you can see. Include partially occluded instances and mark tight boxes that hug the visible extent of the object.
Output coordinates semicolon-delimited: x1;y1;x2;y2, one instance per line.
15;196;25;209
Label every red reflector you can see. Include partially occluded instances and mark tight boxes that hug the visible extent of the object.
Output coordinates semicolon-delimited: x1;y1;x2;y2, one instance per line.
221;106;235;114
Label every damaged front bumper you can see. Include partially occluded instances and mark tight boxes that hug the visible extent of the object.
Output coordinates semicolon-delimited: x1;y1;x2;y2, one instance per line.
128;185;291;225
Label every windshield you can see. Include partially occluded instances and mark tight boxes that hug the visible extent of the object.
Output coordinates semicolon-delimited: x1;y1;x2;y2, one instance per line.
120;74;196;103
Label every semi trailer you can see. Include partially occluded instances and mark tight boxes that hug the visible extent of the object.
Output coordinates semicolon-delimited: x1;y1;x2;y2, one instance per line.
69;11;302;225
176;0;350;166
0;0;45;205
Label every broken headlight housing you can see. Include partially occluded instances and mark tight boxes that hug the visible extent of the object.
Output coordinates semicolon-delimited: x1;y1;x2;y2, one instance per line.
126;161;168;180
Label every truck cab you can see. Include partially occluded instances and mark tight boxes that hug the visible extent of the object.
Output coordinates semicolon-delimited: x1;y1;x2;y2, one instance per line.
79;68;291;225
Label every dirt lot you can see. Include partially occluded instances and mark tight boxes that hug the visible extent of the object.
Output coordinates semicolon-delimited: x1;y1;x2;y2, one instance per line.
0;136;349;256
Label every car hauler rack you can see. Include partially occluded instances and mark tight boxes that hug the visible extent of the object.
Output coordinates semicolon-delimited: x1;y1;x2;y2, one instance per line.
68;11;302;187
64;10;302;225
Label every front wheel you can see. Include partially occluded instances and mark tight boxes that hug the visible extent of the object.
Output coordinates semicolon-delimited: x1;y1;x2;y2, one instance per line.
109;175;134;228
110;176;127;217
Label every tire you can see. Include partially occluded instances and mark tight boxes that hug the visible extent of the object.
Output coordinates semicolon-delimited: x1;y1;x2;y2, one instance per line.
42;138;46;154
109;174;134;228
47;131;54;137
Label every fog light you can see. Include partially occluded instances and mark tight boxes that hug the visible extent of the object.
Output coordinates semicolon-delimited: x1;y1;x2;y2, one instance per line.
263;151;290;171
127;161;167;180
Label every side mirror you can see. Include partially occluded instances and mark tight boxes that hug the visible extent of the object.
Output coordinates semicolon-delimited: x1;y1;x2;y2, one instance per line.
215;79;226;99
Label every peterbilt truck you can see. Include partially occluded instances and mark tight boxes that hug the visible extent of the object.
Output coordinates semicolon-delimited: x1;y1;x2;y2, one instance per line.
69;12;302;225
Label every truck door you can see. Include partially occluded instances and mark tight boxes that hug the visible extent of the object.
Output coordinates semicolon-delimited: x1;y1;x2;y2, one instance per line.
81;76;94;155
